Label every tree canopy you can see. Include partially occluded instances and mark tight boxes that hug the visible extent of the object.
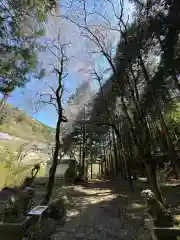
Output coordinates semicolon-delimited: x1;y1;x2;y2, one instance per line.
0;0;56;94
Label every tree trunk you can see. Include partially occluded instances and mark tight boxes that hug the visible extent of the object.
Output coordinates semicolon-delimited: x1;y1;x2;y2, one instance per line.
101;157;103;177
139;54;180;178
80;105;86;177
44;115;61;204
159;114;180;178
127;159;134;192
116;123;126;179
144;152;164;204
0;94;8;114
99;160;101;179
125;127;134;191
79;140;82;174
112;127;119;176
90;150;93;179
119;84;163;203
85;161;89;180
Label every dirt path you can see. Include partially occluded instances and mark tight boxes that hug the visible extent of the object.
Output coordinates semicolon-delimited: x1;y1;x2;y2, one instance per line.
52;180;151;240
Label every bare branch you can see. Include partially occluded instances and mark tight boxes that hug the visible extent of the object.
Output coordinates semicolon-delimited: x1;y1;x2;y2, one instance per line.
35;92;59;112
48;85;57;95
41;100;59;112
62;8;116;74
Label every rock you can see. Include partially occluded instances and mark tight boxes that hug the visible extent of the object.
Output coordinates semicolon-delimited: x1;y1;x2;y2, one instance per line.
44;197;66;221
141;189;175;227
0;187;19;202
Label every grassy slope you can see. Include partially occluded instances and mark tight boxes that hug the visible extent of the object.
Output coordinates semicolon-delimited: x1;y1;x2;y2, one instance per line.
0;103;54;187
0;102;55;142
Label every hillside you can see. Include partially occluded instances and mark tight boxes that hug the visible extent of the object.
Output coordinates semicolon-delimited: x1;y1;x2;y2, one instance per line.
0;103;55;142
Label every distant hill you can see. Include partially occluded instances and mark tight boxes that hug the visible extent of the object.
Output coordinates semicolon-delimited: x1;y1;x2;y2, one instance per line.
0;102;55;142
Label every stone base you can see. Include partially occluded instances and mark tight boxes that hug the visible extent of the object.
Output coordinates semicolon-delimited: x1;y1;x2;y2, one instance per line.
0;215;38;240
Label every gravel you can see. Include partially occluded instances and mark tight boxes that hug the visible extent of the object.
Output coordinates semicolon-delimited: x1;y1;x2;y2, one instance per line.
52;184;151;240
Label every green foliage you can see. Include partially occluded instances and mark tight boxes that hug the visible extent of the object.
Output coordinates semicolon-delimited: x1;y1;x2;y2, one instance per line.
0;0;56;94
0;144;31;186
0;141;46;187
165;102;180;138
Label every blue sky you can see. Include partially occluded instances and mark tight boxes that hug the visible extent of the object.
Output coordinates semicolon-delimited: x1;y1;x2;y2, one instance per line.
6;0;133;128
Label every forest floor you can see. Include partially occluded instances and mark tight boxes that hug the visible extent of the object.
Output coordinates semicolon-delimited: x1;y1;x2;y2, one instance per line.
1;177;180;239
50;178;180;240
51;179;151;240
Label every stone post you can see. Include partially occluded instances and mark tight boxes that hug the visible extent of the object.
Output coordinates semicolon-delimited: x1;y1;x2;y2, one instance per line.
141;189;177;240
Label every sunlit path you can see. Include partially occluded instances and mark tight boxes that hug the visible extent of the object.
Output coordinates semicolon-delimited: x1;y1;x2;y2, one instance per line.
52;180;151;240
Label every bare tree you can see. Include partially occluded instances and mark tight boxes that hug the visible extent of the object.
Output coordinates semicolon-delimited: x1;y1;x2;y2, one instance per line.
36;43;68;204
62;0;118;74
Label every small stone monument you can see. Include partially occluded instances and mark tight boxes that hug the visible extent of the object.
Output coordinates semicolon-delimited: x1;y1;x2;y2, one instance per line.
2;187;35;223
45;155;77;180
141;189;177;240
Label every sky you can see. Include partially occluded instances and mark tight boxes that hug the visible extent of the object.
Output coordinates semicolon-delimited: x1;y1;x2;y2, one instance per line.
6;0;134;128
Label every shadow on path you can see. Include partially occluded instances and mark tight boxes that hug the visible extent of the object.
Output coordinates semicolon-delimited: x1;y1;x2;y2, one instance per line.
52;180;151;240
